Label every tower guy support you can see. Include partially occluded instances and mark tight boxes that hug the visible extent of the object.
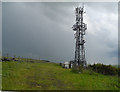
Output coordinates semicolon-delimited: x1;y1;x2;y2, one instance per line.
72;5;87;67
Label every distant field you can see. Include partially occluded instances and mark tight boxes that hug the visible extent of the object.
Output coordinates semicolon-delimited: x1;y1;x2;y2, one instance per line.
2;59;120;90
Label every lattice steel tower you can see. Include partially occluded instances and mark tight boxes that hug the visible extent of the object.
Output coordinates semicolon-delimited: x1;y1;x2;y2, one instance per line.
72;4;87;67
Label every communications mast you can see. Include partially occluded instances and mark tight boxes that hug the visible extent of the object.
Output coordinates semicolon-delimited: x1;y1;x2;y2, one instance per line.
72;4;87;67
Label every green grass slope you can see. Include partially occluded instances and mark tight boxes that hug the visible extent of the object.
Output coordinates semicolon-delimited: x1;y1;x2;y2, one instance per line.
0;62;1;90
2;60;120;90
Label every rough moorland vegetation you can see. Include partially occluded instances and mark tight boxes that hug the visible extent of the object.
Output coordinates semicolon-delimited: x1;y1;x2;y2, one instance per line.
2;57;120;90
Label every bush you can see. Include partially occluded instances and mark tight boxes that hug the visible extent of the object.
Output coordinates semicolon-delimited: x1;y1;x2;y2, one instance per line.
118;68;120;77
71;65;84;73
71;63;118;76
88;63;118;76
71;65;89;74
87;67;95;75
71;66;79;73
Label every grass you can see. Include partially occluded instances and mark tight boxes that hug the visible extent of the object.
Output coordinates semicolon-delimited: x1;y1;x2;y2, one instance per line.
0;62;1;90
2;59;120;90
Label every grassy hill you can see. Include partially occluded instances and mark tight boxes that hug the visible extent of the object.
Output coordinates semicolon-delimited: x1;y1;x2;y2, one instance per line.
0;62;1;90
2;58;120;90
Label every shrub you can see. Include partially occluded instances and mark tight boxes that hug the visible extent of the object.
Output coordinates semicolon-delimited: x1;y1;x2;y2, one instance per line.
71;65;86;73
88;63;118;76
71;66;79;73
118;68;120;77
87;67;95;75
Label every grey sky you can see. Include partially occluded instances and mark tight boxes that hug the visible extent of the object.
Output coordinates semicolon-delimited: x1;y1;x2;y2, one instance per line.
0;1;2;56
2;2;118;64
2;0;119;2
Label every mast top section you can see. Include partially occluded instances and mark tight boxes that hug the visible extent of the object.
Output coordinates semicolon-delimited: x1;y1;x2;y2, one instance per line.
75;3;85;14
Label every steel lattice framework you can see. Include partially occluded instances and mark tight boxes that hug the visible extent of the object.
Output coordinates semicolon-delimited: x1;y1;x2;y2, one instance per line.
72;5;87;67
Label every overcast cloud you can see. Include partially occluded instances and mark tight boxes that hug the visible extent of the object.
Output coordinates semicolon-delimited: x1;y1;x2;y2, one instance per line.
0;1;2;56
2;2;118;64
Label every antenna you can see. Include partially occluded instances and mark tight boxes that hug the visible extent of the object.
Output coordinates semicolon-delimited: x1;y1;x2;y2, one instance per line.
83;3;86;13
72;4;87;67
82;2;84;8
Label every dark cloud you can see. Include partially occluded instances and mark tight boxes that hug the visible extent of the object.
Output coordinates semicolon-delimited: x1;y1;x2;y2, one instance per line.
2;2;118;64
0;1;1;55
